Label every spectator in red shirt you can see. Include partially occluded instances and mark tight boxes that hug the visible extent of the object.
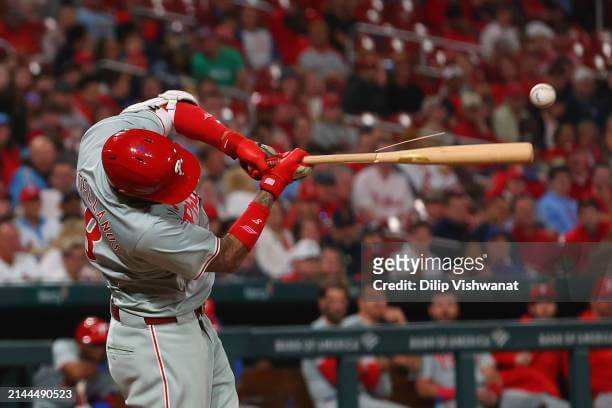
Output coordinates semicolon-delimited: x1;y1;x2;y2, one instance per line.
567;150;592;201
582;164;612;220
453;92;496;142
580;277;612;407
563;199;609;243
510;195;558;274
0;113;21;188
495;283;569;408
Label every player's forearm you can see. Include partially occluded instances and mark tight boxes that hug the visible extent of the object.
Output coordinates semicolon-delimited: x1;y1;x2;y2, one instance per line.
173;102;244;158
207;191;274;273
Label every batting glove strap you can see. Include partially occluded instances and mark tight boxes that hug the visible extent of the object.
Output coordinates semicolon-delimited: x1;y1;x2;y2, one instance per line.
259;173;287;199
228;201;270;250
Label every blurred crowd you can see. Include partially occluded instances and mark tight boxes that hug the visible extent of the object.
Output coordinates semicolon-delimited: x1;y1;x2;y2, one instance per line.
0;0;611;285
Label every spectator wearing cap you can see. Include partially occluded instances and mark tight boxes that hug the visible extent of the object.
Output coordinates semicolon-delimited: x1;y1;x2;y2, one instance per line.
312;93;357;152
352;161;415;223
33;316;120;407
297;19;348;80
283;239;321;281
191;27;246;87
492;83;528;143
563;199;609;243
494;283;569;408
16;186;61;253
0;112;21;188
453;92;496;142
254;203;294;279
580;277;612;407
239;5;276;70
537;166;578;234
0;219;38;283
9;136;57;206
321;208;361;276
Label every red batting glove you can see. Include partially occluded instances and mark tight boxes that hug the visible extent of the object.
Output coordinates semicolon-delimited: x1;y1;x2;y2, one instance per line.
260;148;308;199
235;138;269;179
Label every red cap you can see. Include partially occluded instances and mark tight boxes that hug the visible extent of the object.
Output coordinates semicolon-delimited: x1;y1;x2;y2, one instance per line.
75;317;109;345
102;129;201;205
593;277;612;300
529;283;556;302
20;186;41;203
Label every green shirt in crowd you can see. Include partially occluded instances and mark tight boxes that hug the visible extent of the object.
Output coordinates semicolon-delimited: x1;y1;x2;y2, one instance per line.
191;46;244;87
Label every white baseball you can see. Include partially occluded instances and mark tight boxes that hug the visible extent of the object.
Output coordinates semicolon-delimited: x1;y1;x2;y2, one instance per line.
529;83;556;108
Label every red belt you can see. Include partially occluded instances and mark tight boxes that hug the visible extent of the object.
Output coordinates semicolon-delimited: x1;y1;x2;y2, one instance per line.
111;302;203;326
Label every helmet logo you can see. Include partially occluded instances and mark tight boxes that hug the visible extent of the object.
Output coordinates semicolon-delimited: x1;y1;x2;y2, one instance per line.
175;159;184;176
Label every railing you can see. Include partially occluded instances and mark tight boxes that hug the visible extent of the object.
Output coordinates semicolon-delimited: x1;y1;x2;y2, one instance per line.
2;320;611;407
0;278;603;306
221;319;612;407
355;22;482;78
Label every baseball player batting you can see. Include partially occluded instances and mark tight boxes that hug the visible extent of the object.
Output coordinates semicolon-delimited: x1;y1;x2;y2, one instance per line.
76;90;308;407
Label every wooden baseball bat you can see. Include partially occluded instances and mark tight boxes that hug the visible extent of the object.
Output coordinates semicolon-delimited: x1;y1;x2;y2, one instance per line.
302;143;533;166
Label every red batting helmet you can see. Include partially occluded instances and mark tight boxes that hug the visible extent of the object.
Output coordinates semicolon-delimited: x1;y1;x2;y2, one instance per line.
102;129;201;205
75;317;109;345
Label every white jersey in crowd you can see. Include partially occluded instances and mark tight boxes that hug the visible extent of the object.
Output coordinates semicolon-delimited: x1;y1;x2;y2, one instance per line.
0;252;38;283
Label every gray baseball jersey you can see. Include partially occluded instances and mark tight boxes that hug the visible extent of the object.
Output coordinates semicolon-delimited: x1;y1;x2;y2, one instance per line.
76;110;219;317
341;314;393;399
301;316;338;405
419;352;494;408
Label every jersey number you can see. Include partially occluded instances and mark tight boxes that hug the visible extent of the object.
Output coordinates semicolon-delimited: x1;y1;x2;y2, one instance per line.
85;208;102;261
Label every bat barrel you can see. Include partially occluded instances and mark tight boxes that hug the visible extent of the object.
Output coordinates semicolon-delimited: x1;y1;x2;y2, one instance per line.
394;142;533;165
302;143;533;166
